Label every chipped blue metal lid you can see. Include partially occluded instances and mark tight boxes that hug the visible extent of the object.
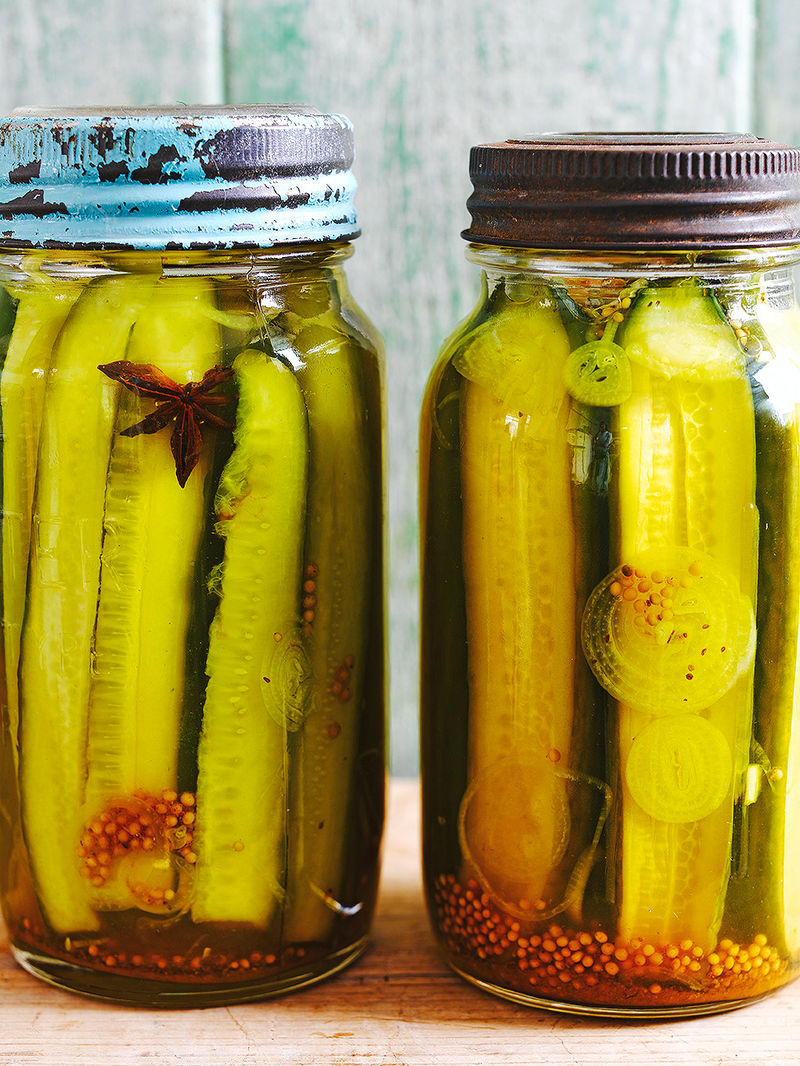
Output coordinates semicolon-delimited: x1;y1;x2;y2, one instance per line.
0;105;360;249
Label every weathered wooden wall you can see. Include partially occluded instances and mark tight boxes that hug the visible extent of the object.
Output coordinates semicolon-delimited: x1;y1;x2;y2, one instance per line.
0;0;797;772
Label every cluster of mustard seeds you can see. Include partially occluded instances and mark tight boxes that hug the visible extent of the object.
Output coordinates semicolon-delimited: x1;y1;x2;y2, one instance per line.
301;562;319;635
610;560;701;634
78;789;197;900
433;875;788;1006
332;654;355;704
565;277;647;337
604;559;730;697
726;315;752;346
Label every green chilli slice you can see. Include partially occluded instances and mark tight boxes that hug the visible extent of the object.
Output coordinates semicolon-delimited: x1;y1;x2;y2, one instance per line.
582;547;755;715
563;340;632;406
625;715;733;824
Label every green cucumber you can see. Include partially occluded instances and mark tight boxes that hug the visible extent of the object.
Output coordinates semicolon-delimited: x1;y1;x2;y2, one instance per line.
175;288;257;795
84;279;220;811
81;279;220;909
757;303;800;956
19;274;155;934
723;300;800;956
421;279;491;885
282;321;371;943
600;282;758;950
456;287;577;915
193;349;309;927
622;286;744;381
1;278;83;773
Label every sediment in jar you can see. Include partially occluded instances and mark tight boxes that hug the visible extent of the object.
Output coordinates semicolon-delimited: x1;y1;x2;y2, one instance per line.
432;873;789;1008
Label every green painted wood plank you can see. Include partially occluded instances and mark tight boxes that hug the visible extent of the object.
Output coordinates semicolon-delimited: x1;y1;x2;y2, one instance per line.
225;0;758;775
0;0;224;111
223;0;311;103
755;0;800;143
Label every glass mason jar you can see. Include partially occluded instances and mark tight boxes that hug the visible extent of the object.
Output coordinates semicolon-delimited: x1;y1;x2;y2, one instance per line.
0;108;385;1006
421;134;800;1017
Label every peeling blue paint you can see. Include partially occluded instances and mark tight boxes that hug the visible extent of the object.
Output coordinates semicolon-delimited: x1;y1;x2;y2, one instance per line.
0;107;359;248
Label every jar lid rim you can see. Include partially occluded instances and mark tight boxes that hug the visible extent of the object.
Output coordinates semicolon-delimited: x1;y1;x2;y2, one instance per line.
463;132;800;249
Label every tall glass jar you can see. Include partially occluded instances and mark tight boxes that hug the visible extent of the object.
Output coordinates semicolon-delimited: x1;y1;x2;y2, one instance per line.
0;108;385;1006
421;134;800;1017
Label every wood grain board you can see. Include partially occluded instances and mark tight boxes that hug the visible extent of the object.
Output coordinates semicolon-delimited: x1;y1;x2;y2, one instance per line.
0;1;798;774
0;780;797;1065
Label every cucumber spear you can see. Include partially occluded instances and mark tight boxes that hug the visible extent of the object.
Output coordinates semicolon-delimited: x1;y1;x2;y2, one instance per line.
584;283;758;951
455;286;577;914
84;279;221;814
283;320;371;944
193;349;309;928
18;274;155;934
1;274;84;773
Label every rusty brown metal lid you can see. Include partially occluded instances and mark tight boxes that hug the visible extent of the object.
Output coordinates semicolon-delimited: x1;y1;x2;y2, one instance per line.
463;133;800;249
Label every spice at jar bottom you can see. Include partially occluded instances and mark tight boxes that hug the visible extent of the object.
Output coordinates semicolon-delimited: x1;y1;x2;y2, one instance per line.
420;133;800;1018
0;107;385;1008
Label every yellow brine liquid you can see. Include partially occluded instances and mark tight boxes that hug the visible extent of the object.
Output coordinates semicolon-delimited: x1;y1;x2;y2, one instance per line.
421;272;800;1014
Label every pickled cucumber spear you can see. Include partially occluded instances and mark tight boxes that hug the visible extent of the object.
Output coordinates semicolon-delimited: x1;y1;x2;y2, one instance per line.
283;320;371;944
18;274;155;934
729;300;800;956
456;286;577;914
84;279;220;822
592;284;758;951
193;349;309;927
1;273;84;771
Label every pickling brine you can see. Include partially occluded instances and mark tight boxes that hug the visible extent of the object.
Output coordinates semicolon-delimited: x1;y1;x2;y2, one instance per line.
421;134;800;1017
0;249;385;1005
0;108;385;1007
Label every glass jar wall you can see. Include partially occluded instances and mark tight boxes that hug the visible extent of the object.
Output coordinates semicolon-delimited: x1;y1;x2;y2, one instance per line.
0;108;385;1006
421;217;800;1014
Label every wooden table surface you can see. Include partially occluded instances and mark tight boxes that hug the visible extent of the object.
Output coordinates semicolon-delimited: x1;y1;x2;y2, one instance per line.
1;778;799;1065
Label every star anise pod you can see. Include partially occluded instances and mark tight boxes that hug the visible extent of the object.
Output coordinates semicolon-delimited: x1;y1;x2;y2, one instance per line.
98;360;235;487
